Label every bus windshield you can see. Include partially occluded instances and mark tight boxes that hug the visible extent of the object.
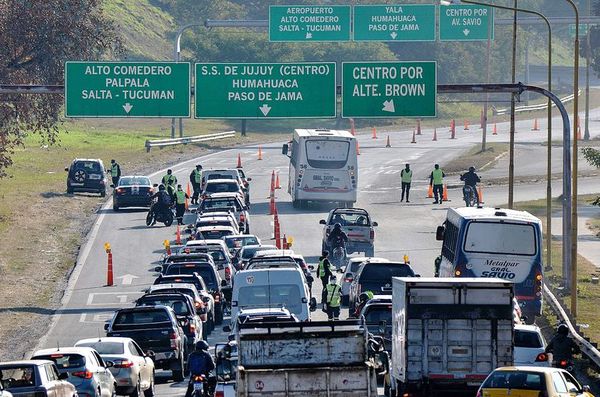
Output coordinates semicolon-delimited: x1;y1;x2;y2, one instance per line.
305;140;349;169
464;222;536;256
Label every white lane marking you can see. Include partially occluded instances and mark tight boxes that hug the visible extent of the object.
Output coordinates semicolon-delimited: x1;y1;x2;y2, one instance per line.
87;292;137;306
79;313;114;324
117;274;139;285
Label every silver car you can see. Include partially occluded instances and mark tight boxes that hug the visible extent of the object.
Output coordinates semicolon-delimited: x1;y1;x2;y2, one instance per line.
75;337;156;397
341;257;379;305
32;347;116;397
0;360;76;397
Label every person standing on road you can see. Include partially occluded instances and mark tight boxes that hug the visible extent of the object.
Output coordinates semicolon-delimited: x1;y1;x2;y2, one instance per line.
162;169;177;200
429;164;445;204
189;164;203;205
174;184;189;225
318;251;334;304
400;163;412;203
109;159;121;187
325;275;342;320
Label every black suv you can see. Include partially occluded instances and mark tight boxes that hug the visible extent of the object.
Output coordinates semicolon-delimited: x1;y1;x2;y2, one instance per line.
65;158;108;196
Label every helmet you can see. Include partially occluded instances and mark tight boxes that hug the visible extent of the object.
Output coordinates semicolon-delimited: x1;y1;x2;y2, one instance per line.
469;166;475;172
158;184;166;191
196;164;202;169
334;223;342;230
557;323;569;335
321;250;329;257
196;341;209;351
359;292;370;303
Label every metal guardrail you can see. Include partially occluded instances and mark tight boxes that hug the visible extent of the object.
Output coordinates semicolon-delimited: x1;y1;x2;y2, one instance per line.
145;131;236;152
543;284;600;369
494;91;580;116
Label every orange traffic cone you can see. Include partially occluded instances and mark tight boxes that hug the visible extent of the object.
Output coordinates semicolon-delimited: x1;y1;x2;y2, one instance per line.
449;119;455;132
185;183;191;210
386;135;391;148
356;141;361;155
372;127;377;139
464;120;470;130
427;184;433;198
532;118;540;131
237;153;242;168
477;185;484;204
270;170;275;193
258;146;263;160
176;224;181;245
493;123;497;135
450;123;456;139
442;184;449;202
417;119;422;135
275;172;281;189
350;118;355;136
269;195;275;215
411;129;416;144
432;128;437;141
282;234;288;249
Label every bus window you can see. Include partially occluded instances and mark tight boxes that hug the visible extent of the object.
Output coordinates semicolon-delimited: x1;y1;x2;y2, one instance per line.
464;222;536;256
441;222;459;263
305;140;349;169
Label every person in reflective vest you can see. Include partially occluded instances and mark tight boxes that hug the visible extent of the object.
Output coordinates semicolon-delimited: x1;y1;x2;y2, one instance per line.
109;159;121;187
400;163;412;203
189;164;203;205
174;184;189;225
318;251;334;304
162;169;177;200
325;275;342;320
429;164;445;205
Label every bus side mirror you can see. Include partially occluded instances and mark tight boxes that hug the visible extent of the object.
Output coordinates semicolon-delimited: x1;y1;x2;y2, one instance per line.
436;226;445;241
282;144;289;155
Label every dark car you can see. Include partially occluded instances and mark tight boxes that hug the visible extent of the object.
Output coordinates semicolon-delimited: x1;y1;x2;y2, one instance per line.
232;244;277;270
159;252;214;273
105;306;187;382
136;292;203;351
0;360;76;397
65;158;107;196
359;296;393;352
348;259;417;313
163;262;225;324
112;176;154;211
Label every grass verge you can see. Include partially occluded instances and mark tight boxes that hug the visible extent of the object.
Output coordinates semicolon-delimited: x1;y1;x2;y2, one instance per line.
442;142;509;174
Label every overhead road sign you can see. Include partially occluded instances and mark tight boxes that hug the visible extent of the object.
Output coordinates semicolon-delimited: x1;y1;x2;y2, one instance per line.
194;62;336;119
65;62;190;118
569;23;596;38
342;61;437;118
439;4;494;41
353;5;436;42
269;5;351;42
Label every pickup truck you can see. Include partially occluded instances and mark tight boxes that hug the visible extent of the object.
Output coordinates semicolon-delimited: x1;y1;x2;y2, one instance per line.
235;320;378;397
105;305;187;381
320;207;377;257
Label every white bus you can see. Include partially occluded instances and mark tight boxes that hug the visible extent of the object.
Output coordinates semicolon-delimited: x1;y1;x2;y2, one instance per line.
282;129;358;208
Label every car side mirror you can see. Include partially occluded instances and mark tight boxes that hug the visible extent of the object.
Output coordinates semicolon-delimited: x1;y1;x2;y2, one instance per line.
309;297;317;311
415;274;421;277
221;280;228;287
104;323;110;331
282;143;289;155
105;361;114;368
247;177;252;182
308;265;314;270
110;184;115;188
58;372;69;380
436;225;445;241
146;350;155;359
154;266;162;273
372;222;378;227
568;388;579;394
64;167;69;172
153;183;158;187
378;320;387;334
319;219;326;225
223;325;231;333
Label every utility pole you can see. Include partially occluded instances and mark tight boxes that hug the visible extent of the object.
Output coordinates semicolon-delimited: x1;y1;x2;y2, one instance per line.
482;9;492;153
585;0;591;141
508;0;518;209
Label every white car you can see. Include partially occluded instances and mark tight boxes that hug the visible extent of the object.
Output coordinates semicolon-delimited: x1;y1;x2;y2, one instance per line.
0;382;12;397
514;324;550;366
75;337;155;397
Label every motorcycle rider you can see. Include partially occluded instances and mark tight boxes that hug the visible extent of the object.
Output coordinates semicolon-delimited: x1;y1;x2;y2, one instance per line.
460;166;481;205
149;184;172;225
327;223;348;262
545;323;579;367
185;341;216;397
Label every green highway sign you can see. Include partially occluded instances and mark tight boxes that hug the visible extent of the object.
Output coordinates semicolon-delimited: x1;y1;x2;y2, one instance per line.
569;23;595;38
269;5;351;42
353;5;436;42
342;62;437;118
65;62;190;118
439;5;494;41
194;63;336;119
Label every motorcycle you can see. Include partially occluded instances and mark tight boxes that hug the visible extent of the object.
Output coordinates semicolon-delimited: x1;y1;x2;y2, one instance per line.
146;201;174;227
191;374;209;397
553;358;575;373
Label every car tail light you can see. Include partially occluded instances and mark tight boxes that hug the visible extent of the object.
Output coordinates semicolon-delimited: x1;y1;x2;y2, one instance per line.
72;371;93;379
189;323;196;333
535;353;548;362
239;213;246;223
215;391;224;397
370;230;374;240
169;332;178;349
113;360;134;368
559;359;568;367
116;188;125;194
225;267;231;280
213;293;220;302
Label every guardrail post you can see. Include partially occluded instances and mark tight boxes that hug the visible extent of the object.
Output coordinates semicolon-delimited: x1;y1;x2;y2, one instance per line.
241;119;247;137
145;140;151;153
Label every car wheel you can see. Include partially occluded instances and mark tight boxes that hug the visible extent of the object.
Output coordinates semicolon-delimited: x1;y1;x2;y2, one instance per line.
100;190;106;197
143;374;155;397
67;187;74;194
366;246;375;257
215;305;224;325
129;381;140;397
173;355;185;382
113;204;119;211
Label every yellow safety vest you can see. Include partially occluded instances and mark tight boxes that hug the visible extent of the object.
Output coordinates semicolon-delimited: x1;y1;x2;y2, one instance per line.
401;169;412;183
163;174;177;186
326;284;341;307
111;163;119;177
318;259;331;278
193;169;202;184
175;190;186;204
432;169;444;185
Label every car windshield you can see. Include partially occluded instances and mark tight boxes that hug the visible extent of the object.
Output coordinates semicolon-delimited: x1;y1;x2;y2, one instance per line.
0;366;37;388
138;298;191;316
157;277;206;292
115;309;170;324
360;264;414;281
198;230;233;239
238;284;302;314
207;174;234;180
74;161;102;172
330;212;369;226
118;177;150;186
166;266;217;290
167;254;211;263
34;354;85;370
205;182;239;194
76;342;124;354
482;371;545;391
514;330;543;348
201;199;241;211
364;306;392;325
464;221;537;256
225;236;259;250
349;261;364;273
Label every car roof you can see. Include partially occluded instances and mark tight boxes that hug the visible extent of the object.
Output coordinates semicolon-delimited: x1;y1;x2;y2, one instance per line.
225;234;258;239
450;207;542;224
239;307;292;316
73;158;102;163
256;249;296;256
197;226;236;231
33;346;96;356
491;366;559;374
0;360;53;367
118;175;150;179
514;324;542;333
205;179;239;184
331;208;368;215
75;337;133;345
349;257;386;264
186;239;227;246
150;283;197;290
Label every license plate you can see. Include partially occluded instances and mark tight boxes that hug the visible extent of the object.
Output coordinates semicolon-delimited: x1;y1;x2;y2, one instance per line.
71;183;84;186
193;383;203;391
89;174;102;180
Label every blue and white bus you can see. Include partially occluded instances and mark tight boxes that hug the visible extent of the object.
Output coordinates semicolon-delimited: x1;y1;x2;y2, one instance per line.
435;207;543;321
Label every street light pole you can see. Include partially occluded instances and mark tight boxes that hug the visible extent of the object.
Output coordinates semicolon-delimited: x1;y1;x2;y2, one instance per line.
508;0;518;209
585;0;591;141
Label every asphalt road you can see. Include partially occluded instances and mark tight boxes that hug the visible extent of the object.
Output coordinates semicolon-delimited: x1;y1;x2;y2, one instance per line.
36;116;600;396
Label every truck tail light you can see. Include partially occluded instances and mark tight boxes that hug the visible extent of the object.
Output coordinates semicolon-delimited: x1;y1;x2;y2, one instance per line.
113;360;134;368
215;392;224;397
169;332;178;349
72;371;93;379
370;230;374;240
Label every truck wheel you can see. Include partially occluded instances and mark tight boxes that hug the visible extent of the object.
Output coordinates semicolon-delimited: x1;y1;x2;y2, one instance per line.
366;246;375;257
172;356;184;382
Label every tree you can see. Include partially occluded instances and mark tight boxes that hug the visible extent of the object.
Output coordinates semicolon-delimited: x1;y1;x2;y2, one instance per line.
582;147;600;205
0;0;120;177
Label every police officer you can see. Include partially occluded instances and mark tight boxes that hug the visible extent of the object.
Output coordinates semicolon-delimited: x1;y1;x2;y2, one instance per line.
162;169;177;200
400;163;412;203
174;184;189;225
317;251;334;304
429;164;445;204
325;275;342;320
189;164;203;205
109;159;121;187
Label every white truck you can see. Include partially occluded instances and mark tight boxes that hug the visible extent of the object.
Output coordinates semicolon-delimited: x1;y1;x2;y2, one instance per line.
389;278;514;397
236;320;378;397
